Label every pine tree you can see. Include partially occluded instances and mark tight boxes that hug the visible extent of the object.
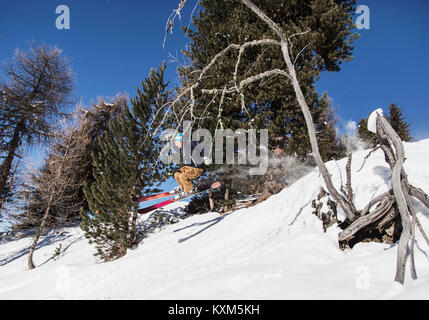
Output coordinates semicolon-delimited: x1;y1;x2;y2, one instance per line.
180;0;358;157
387;103;412;142
315;95;346;161
81;64;169;261
181;1;357;210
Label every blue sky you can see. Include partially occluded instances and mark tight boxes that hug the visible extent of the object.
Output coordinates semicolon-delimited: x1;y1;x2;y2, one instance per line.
1;0;428;138
317;0;429;140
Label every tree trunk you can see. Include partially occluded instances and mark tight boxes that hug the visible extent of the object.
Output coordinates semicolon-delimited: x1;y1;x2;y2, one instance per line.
28;196;52;269
376;114;413;284
208;190;215;211
129;211;138;246
0;120;24;201
0;157;21;210
224;187;230;214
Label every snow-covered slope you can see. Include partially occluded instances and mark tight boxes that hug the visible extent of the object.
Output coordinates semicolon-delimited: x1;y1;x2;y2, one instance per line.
1;140;429;299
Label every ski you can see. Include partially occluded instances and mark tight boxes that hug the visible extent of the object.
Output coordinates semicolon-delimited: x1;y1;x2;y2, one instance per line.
137;181;221;214
132;189;180;203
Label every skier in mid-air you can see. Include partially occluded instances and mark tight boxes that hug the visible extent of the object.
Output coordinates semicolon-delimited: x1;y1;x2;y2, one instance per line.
172;132;204;196
133;132;219;214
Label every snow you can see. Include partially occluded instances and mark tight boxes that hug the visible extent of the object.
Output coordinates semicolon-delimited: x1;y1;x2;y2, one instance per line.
1;140;429;299
367;108;384;133
345;120;357;134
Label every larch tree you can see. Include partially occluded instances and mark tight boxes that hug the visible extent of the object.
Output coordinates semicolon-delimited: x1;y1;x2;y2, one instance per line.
25;112;92;269
14;99;123;231
0;44;74;208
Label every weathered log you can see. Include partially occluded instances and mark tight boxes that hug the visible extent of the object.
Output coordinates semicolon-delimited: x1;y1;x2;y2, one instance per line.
377;205;398;231
359;190;393;217
409;185;429;209
338;197;394;242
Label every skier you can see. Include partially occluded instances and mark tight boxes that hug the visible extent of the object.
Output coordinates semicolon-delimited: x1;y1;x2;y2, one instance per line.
172;132;206;196
132;132;219;214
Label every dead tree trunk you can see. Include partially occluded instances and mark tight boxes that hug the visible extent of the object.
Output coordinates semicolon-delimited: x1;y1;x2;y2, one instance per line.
376;114;413;283
338;113;429;283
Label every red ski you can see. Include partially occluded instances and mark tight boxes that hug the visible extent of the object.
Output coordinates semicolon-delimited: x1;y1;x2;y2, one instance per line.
137;181;221;214
133;190;178;203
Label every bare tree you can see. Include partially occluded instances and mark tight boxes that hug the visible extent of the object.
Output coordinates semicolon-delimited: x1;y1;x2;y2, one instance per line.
0;44;74;205
165;0;429;284
24;113;89;269
14;97;123;232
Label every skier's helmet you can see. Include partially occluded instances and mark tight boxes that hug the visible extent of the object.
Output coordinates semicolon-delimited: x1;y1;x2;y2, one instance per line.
174;132;183;148
175;132;183;142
